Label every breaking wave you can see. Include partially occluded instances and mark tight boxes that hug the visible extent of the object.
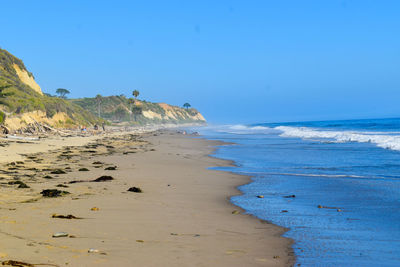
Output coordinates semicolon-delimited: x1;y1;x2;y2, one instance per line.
212;124;400;151
276;126;400;151
215;124;277;135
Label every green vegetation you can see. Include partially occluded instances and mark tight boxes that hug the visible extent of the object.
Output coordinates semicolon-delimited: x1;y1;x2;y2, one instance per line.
128;98;135;121
131;105;142;122
133;90;139;99
0;110;5;124
56;88;70;99
0;48;204;129
183;103;191;109
95;94;102;117
71;95;205;124
0;48;100;127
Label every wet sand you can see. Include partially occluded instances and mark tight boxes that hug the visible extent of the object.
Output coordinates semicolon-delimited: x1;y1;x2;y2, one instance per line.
0;130;294;266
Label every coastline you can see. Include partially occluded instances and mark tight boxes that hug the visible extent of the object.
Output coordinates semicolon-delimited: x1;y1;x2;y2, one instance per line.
204;137;296;265
0;129;294;266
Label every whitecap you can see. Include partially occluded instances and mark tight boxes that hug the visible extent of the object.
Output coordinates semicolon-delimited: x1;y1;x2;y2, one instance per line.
275;126;400;151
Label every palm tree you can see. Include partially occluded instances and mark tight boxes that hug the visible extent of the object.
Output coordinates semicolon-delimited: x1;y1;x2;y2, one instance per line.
56;88;70;99
95;94;102;118
183;103;191;110
132;90;139;99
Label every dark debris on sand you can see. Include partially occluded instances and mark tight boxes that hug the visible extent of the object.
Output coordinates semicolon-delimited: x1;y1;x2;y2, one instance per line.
128;187;142;193
40;189;70;198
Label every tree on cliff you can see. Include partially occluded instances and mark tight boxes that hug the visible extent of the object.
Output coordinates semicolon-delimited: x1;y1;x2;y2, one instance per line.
96;94;102;117
56;88;70;99
132;90;140;99
183;103;191;110
114;105;128;121
132;105;142;122
128;98;135;121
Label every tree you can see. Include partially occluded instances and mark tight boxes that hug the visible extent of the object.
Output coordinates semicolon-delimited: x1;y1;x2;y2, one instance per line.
114;105;128;121
128;98;135;121
95;94;102;118
132;90;139;99
56;88;70;99
131;105;142;122
183;103;191;110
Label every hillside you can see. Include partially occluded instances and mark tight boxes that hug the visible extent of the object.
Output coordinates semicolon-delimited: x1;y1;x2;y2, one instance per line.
0;48;100;132
0;48;205;132
70;95;206;124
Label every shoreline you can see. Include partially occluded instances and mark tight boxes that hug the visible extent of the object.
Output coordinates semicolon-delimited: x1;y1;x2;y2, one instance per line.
203;137;296;265
0;129;294;266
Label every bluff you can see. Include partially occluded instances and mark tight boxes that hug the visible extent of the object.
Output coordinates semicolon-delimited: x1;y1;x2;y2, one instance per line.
0;48;205;133
71;96;206;124
0;48;99;132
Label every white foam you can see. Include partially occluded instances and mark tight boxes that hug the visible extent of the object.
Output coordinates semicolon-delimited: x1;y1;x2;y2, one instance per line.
276;126;400;151
216;124;277;135
241;171;371;179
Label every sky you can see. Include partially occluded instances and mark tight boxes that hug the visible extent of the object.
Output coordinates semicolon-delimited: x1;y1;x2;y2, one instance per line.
0;0;399;124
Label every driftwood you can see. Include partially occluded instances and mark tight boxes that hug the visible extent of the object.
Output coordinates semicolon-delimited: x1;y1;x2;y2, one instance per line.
1;125;9;134
5;135;39;141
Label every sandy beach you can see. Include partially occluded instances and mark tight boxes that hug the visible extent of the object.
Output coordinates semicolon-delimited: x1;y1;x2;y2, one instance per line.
0;130;294;267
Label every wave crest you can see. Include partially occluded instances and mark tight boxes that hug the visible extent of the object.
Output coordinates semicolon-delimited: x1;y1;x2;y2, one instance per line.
276;126;400;151
216;124;277;134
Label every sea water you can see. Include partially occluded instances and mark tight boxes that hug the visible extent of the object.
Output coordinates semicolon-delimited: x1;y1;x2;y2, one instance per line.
196;118;400;266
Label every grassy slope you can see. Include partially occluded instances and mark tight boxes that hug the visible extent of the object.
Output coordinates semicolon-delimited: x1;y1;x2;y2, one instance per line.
0;48;204;127
0;48;99;126
71;95;205;124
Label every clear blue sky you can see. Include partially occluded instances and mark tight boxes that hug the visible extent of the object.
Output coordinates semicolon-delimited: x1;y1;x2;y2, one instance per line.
1;0;399;123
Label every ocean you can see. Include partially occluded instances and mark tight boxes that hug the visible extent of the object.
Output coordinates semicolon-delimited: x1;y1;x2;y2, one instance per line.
195;118;400;267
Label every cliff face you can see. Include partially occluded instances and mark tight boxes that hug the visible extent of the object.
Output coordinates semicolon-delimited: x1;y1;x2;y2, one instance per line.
0;48;205;133
0;49;42;95
71;96;206;125
0;48;99;131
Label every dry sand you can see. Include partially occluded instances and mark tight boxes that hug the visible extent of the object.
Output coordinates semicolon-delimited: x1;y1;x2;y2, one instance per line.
0;130;294;266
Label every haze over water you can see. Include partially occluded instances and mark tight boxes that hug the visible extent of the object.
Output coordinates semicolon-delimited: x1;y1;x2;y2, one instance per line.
199;118;400;266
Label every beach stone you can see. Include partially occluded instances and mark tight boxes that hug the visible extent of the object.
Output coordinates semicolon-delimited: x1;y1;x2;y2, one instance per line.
79;168;90;171
127;186;142;193
232;210;240;214
52;232;69;238
92;161;104;165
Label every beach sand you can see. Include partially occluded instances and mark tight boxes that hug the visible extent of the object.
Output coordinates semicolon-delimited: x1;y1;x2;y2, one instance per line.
0;130;294;266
